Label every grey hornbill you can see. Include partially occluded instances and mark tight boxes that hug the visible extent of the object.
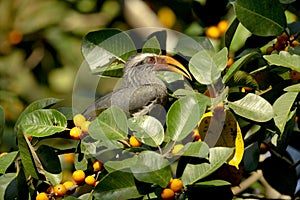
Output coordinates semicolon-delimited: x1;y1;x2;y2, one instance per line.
82;53;191;120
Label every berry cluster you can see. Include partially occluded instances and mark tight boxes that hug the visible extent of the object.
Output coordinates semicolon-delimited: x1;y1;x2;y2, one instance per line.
161;178;183;200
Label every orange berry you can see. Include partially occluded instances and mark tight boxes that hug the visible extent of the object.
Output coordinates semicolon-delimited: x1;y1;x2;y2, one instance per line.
205;26;221;39
81;121;91;133
72;170;85;183
129;136;142;147
85;175;96;186
227;57;234;68
8;30;23;45
36;192;48;200
64;153;75;163
161;188;175;200
73;114;86;127
169;178;183;192
70;127;82;140
53;184;67;197
93;160;103;171
217;20;229;34
25;135;32;140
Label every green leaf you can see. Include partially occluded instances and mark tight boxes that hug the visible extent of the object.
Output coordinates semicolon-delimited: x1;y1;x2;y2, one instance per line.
225;18;240;49
94;171;142;200
213;47;228;71
128;115;164;147
174;36;214;57
223;52;258;84
226;70;259;89
36;145;61;174
263;51;300;71
88;106;128;141
20;109;67;137
0;151;18;174
194;179;231;186
166;94;207;142
130;151;171;188
182;147;234;185
17;133;39;179
182;142;210;158
228;93;274;122
284;83;300;92
0;173;17;200
75;153;88;171
142;36;161;54
273;92;298;133
233;0;286;36
82;29;137;70
35;138;79;150
189;50;221;85
104;157;137;173
15;98;62;131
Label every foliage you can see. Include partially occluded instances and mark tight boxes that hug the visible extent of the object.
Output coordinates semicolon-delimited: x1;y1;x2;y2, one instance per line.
1;0;300;199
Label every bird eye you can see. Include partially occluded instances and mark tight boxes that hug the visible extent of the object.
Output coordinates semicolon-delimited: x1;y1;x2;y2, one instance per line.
147;57;155;63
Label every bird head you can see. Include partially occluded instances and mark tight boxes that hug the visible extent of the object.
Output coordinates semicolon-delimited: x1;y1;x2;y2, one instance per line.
123;53;191;85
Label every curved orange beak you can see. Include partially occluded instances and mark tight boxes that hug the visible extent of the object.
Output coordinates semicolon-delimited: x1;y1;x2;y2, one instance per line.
153;55;192;80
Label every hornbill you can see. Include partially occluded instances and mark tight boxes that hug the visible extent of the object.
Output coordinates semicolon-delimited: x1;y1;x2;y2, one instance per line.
82;53;191;120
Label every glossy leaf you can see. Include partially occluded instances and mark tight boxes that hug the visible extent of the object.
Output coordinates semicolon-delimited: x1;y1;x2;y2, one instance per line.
128;115;164;147
14;98;62;131
17;133;39;179
284;83;300;92
94;171;142;200
142;36;161;54
189;50;221;85
130;151;171;188
273;92;298;133
263;51;300;71
223;52;258;84
19;109;67;137
181;142;209;158
88;106;128;141
166;94;207;142
228;93;274;122
233;0;286;36
104;157;137;173
82;29;136;70
213;47;228;71
182;147;234;185
0;173;17;200
0;151;18;174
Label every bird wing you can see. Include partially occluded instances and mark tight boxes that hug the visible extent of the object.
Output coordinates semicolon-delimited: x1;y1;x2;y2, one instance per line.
82;84;167;120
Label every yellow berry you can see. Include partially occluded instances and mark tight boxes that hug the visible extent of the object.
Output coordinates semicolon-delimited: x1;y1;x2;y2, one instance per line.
129;136;142;147
53;184;67;197
70;127;82;140
73;114;86;127
169;178;183;192
93;160;103;171
85;175;96;186
81;121;91;133
172;144;184;154
205;26;221;39
217;20;229;34
36;192;48;200
63;181;76;194
157;6;176;28
161;188;175;200
72;170;85;183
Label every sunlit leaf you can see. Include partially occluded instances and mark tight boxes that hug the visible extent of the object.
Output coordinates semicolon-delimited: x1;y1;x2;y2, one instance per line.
228;93;274;122
273;92;298;133
284;83;300;92
82;29;136;70
88;106;128;141
263;51;300;71
128;115;164;147
233;0;286;36
182;147;234;185
130;151;171;188
15;98;62;131
94;171;142;200
19;109;67;137
228;122;244;169
166;94;208;142
189;50;221;85
181;142;209;157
